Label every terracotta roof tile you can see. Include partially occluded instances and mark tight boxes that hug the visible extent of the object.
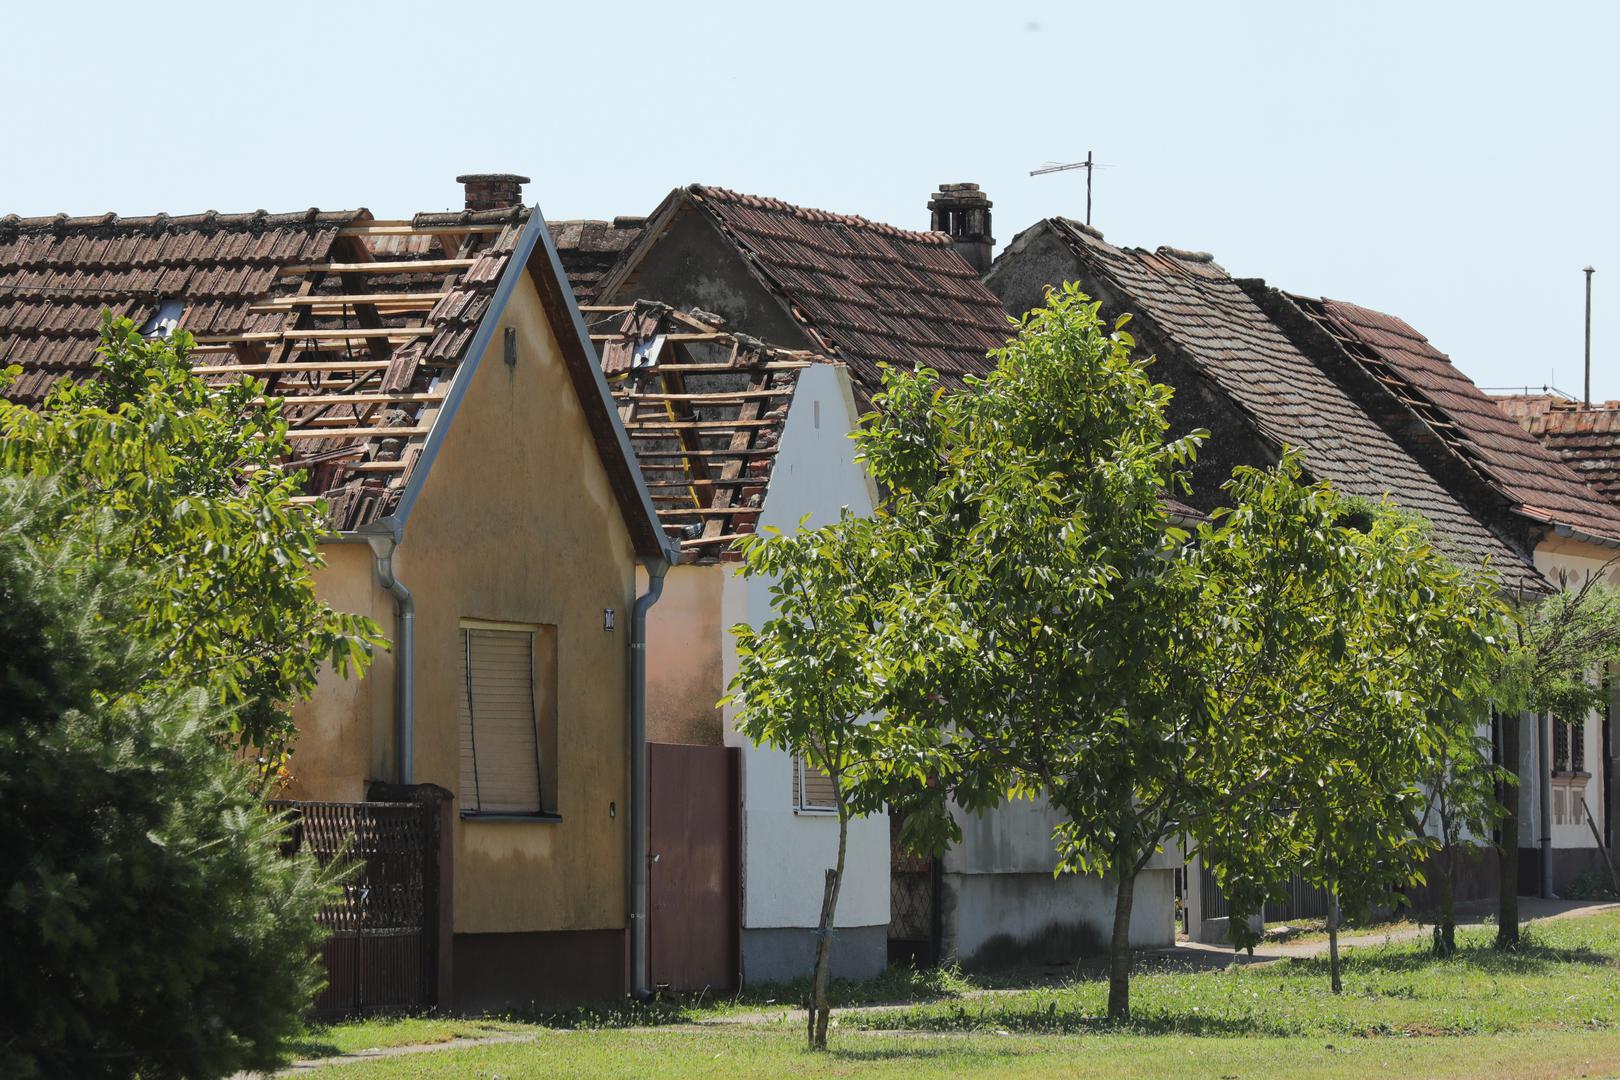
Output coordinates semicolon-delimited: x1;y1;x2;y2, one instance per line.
0;204;531;531
1044;219;1544;590
546;217;645;305
1290;297;1620;544
1495;394;1620;509
685;185;1011;391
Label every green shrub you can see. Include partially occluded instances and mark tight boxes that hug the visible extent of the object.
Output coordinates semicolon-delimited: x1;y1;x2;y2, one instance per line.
0;478;336;1079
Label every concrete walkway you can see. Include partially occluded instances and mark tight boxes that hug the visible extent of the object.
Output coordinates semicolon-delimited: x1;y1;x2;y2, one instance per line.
1180;897;1620;962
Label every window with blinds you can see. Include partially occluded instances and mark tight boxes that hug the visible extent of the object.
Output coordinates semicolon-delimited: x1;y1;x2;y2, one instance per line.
458;625;555;816
792;752;837;813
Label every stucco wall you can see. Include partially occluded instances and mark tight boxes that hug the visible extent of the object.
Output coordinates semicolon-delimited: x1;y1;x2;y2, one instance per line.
286;541;391;802
393;277;638;936
719;363;890;934
642;563;726;746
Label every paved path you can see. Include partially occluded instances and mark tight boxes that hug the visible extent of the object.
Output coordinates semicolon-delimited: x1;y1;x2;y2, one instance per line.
1181;897;1620;962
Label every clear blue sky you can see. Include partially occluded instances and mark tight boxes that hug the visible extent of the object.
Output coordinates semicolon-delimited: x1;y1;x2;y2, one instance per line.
5;1;1616;399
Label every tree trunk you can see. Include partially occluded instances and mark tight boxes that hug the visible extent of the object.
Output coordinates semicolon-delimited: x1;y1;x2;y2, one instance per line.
1327;889;1342;994
807;801;849;1050
1497;710;1521;950
1433;839;1456;958
1106;819;1138;1022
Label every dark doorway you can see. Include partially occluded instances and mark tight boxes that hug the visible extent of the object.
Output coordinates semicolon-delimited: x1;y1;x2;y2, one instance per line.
887;813;941;966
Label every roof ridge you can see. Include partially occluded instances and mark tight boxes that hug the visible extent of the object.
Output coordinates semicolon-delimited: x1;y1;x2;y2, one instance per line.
690;184;952;245
0;208;367;236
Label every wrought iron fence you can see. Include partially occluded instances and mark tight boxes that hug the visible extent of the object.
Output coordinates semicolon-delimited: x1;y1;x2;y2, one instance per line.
270;799;440;1018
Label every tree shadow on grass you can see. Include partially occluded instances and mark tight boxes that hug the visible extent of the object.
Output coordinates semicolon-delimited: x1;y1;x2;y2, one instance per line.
1278;941;1611;979
849;1002;1300;1038
827;1042;1034;1063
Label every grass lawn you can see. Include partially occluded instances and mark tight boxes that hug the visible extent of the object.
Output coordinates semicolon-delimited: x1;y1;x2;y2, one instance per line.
298;910;1620;1079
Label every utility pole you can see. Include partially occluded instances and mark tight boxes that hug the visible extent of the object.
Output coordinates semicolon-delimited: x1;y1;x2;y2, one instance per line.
1031;150;1095;227
1585;266;1596;407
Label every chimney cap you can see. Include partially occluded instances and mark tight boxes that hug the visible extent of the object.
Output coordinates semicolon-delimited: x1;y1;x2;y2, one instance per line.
456;172;531;184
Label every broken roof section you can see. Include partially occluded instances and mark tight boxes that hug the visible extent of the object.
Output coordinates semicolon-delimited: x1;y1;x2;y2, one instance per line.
1495;394;1620;510
0;200;672;560
597;185;1012;393
588;300;832;562
1273;295;1620;545
1014;217;1544;591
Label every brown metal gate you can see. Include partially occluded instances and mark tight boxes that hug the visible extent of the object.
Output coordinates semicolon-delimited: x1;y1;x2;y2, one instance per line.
271;799;441;1018
648;743;740;992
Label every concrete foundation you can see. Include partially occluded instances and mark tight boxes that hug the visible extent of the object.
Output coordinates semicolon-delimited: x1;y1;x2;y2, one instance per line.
943;868;1177;969
741;924;887;986
452;929;625;1013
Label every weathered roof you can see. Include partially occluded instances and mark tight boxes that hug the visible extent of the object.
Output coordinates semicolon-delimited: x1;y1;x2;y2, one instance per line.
1495;394;1620;509
0;204;672;559
1036;218;1544;590
592;300;835;562
602;185;1012;392
1285;297;1620;544
546;217;645;305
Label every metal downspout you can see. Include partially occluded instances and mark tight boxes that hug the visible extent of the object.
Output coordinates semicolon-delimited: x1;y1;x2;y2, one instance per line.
368;535;416;785
1539;712;1554;897
630;557;669;1000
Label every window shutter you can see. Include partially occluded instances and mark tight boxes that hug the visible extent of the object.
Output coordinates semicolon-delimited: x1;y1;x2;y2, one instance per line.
792;752;837;812
458;628;541;814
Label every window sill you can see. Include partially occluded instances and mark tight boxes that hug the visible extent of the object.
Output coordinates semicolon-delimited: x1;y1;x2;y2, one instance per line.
460;812;564;824
794;808;837;817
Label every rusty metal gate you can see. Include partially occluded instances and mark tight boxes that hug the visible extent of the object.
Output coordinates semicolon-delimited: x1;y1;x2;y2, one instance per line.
648;743;740;992
888;814;940;966
271;799;440;1018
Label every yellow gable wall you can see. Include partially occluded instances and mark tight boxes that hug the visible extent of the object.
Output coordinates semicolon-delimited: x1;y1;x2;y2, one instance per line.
398;276;637;935
289;272;638;937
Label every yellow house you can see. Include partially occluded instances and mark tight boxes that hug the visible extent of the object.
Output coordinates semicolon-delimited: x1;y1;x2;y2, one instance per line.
0;174;678;1011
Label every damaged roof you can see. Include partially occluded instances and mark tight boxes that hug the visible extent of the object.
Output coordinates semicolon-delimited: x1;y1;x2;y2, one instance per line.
0;203;671;559
1280;296;1620;544
598;185;1012;392
1025;217;1544;590
1494;394;1620;509
590;300;832;562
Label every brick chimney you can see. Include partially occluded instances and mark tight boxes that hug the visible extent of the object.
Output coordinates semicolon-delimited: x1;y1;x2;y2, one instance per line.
457;173;530;212
928;183;994;274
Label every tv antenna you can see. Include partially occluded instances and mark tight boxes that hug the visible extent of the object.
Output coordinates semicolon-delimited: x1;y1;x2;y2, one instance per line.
1031;150;1095;226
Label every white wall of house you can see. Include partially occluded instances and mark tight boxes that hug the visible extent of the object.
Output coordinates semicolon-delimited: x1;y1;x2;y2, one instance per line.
1525;537;1617;859
720;363;890;980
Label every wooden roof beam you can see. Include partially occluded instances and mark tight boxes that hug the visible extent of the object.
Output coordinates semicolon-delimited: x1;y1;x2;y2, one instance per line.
276;259;475;276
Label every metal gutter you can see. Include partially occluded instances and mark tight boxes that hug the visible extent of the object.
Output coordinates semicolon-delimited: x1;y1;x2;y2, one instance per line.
628;557;669;999
366;534;415;785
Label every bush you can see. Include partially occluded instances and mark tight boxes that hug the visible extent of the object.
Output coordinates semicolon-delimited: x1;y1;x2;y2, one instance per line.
0;478;336;1079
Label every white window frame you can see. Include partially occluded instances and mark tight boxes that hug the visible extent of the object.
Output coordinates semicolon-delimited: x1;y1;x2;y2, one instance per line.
793;751;838;816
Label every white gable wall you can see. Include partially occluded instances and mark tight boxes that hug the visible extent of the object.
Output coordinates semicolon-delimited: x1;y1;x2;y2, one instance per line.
720;363;889;981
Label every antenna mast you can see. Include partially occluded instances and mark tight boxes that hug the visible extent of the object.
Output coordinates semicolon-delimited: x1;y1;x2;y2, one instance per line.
1030;150;1095;227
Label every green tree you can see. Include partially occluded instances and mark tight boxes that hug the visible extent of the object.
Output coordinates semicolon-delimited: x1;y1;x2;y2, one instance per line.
1203;491;1507;985
1492;566;1620;948
724;515;895;1049
849;286;1508;1018
0;477;338;1079
0;315;383;761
